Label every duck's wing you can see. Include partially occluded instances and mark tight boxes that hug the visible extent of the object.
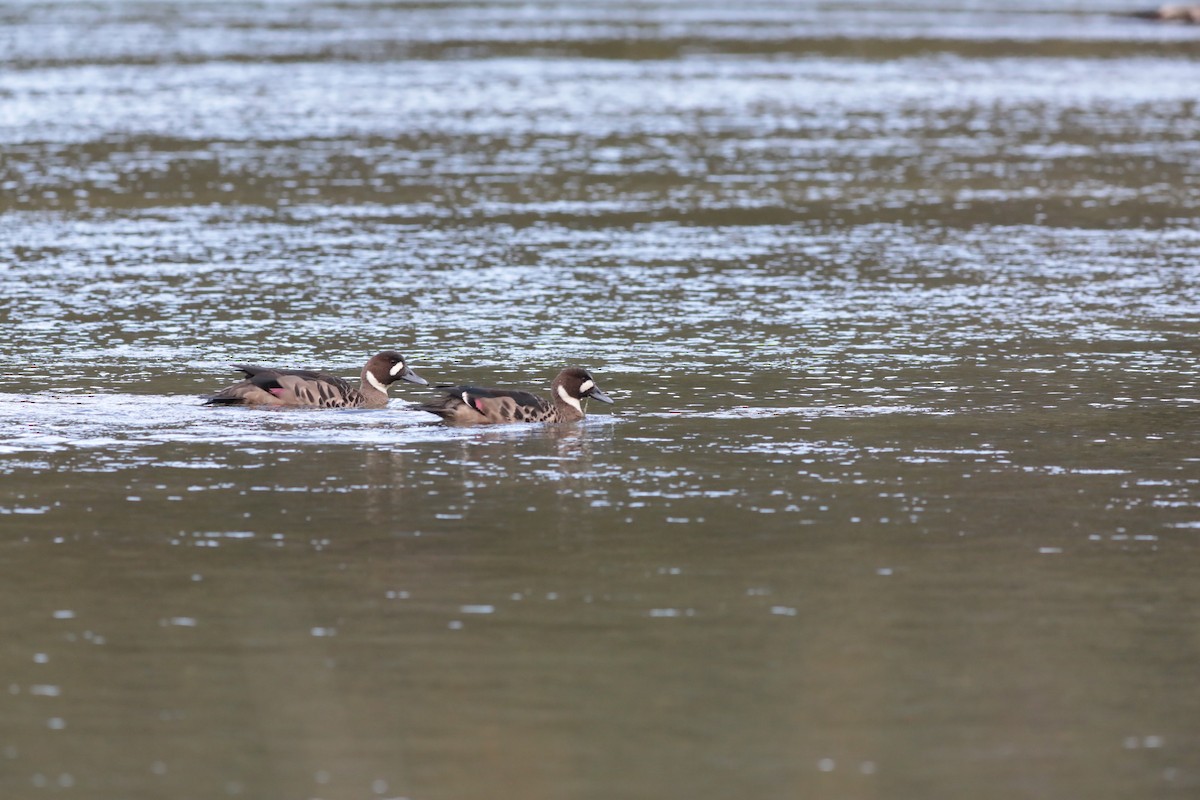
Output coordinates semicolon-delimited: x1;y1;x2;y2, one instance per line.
261;372;361;407
207;367;359;407
417;385;552;425
204;379;283;406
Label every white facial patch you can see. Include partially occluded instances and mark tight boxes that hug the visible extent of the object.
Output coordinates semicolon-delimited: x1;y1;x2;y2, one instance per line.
556;384;583;414
579;379;594;394
365;371;389;393
389;361;406;377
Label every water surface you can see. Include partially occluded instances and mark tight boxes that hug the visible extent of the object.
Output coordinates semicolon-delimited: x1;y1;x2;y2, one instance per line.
2;2;1199;799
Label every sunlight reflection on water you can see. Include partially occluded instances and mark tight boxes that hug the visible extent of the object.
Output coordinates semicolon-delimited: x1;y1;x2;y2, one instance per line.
2;2;1200;799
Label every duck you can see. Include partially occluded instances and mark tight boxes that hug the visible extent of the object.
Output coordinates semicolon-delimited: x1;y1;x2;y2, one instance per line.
1129;5;1200;22
416;367;613;425
204;351;427;408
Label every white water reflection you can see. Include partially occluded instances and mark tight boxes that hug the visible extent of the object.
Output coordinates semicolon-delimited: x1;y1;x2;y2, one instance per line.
0;392;629;456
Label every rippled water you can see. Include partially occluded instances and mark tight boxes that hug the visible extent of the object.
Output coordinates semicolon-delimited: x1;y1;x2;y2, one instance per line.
2;2;1200;799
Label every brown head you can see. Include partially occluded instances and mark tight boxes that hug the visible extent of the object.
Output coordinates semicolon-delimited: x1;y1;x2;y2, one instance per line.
550;367;613;418
363;351;427;393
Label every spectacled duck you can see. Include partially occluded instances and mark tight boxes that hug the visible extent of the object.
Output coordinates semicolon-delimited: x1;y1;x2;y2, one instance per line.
417;367;613;425
204;350;426;408
1129;5;1200;22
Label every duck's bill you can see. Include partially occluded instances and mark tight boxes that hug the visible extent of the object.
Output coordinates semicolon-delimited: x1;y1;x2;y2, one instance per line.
587;387;614;404
402;368;429;385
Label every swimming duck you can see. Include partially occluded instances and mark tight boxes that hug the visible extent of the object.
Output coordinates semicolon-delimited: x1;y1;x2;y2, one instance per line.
1129;5;1200;22
416;367;613;425
204;351;427;408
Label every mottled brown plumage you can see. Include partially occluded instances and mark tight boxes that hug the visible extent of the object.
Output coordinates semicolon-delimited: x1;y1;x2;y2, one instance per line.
204;351;426;408
417;367;614;426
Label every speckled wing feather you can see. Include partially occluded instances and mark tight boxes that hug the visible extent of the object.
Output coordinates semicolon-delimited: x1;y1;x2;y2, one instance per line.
208;365;364;407
418;385;556;424
267;374;365;408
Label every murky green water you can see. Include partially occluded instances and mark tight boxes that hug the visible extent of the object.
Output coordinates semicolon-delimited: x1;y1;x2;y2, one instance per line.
3;1;1200;798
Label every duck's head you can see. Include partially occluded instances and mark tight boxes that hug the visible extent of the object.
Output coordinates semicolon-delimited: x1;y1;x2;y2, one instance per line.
553;367;614;409
367;351;427;387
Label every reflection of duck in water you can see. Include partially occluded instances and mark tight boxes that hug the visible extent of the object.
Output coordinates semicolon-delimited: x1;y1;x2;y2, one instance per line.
417;367;614;425
204;351;427;408
1129;5;1200;22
